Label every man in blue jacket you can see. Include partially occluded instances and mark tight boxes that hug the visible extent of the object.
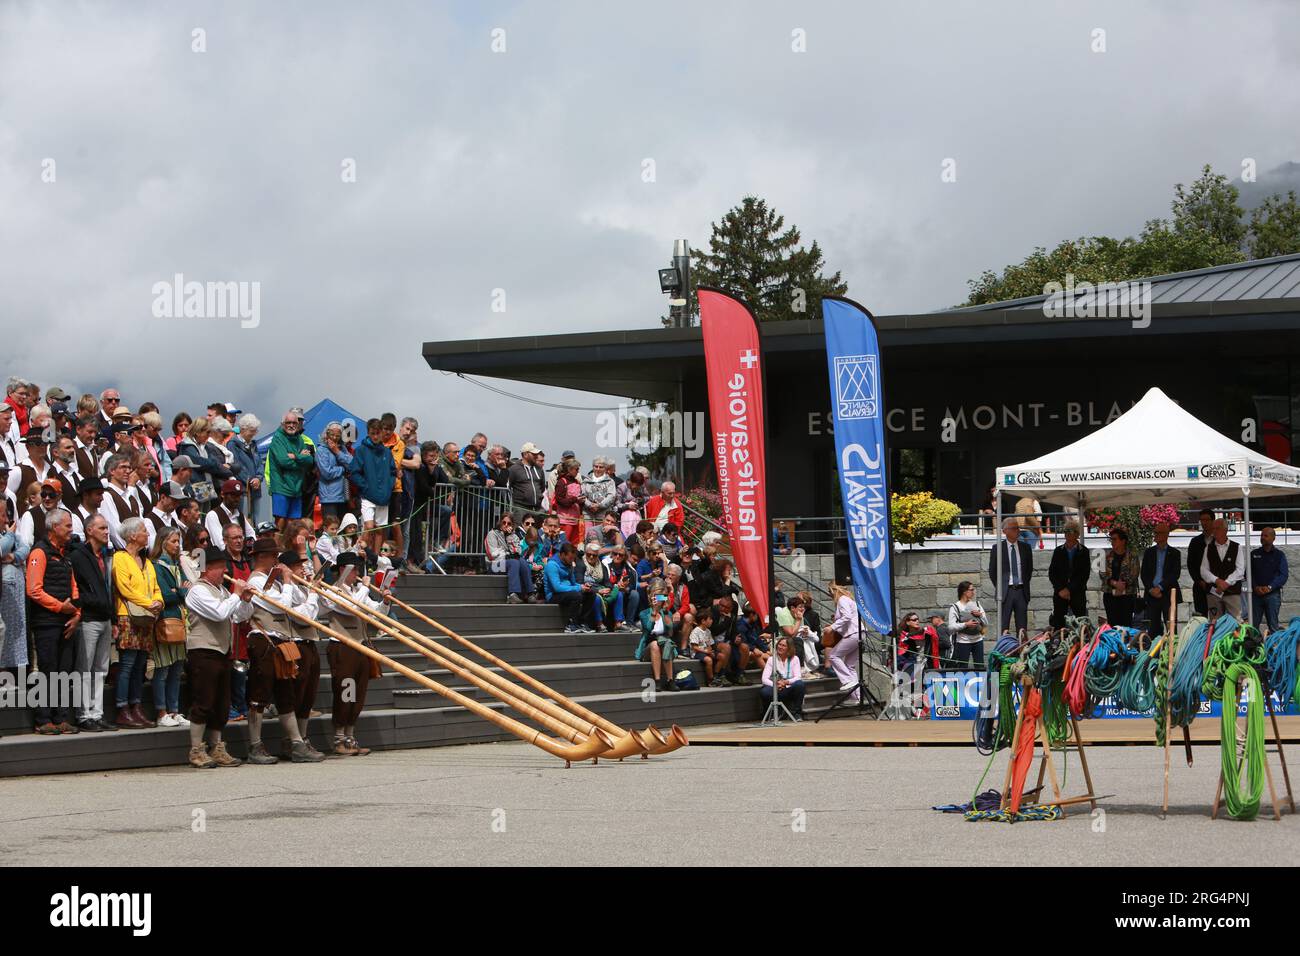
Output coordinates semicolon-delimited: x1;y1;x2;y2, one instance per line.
543;543;592;633
347;418;396;554
1250;526;1289;634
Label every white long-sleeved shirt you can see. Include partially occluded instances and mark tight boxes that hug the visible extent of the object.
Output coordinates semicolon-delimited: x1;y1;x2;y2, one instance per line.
1201;538;1248;590
7;456;54;496
247;571;319;637
99;481;143;550
323;581;388;641
204;506;254;548
185;579;254;624
947;598;987;645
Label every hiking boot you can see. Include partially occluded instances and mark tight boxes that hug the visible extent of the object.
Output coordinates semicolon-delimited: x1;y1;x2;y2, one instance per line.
188;745;217;769
347;736;371;756
291;740;326;763
246;742;279;765
332;736;358;756
209;741;243;767
115;707;143;729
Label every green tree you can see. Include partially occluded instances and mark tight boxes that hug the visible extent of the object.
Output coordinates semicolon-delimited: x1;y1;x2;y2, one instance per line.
684;196;847;324
1171;164;1247;250
1248;191;1300;259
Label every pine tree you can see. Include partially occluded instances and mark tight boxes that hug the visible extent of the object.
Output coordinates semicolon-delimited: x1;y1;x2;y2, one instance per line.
683;196;847;324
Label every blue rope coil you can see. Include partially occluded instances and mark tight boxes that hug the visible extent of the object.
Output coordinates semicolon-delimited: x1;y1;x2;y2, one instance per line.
1265;618;1300;708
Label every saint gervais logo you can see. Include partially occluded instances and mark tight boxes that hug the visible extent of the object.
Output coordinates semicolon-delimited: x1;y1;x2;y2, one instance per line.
50;886;151;936
1015;471;1050;485
1198;463;1236;480
834;354;878;419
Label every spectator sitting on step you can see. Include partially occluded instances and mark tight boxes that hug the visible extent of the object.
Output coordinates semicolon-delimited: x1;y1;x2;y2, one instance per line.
581;541;624;631
636;541;669;604
761;636;806;720
543;542;592;633
655;522;686;563
688;605;726;686
626;518;657;561
664;562;695;655
776;595;822;677
636;580;679;693
737;605;771;670
604;544;640;623
711;595;750;685
536;513;568;563
583;512;623;556
486;513;532;605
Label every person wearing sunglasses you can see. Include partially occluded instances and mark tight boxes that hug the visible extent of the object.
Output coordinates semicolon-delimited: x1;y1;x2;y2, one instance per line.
17;478;81;549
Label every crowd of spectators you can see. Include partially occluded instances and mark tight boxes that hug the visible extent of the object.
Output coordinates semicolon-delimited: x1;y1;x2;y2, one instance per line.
1;377;853;733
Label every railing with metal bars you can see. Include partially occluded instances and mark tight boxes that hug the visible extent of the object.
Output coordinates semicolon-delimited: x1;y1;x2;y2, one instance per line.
423;482;514;562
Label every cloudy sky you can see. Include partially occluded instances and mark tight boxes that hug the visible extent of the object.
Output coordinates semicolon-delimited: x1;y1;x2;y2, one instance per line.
3;0;1298;462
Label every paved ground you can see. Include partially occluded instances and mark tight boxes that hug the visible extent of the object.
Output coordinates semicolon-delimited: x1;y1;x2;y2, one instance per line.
0;731;1293;866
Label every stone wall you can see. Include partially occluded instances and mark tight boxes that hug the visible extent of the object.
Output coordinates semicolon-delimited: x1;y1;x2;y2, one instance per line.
776;547;1299;631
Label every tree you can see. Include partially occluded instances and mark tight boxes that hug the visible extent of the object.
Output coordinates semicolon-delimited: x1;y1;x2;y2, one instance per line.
1171;164;1246;250
683;196;847;324
1248;191;1300;259
964;165;1268;306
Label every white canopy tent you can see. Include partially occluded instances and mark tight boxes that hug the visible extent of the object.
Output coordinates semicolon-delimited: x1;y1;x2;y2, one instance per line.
992;387;1300;630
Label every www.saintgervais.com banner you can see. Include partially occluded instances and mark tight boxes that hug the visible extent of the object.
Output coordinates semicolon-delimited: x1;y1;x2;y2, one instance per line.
821;297;894;634
698;289;772;624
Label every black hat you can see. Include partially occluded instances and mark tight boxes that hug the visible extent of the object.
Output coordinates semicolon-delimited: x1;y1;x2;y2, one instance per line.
22;432;49;445
202;545;227;566
278;550;305;566
251;538;280;556
336;553;364;571
78;476;105;494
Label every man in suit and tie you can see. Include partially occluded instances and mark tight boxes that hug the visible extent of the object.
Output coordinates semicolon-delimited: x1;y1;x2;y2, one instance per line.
1141;521;1181;638
1185;508;1215;617
1047;520;1090;628
988;517;1033;636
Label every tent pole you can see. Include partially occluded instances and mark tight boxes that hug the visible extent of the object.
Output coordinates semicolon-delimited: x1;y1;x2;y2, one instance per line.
1243;490;1252;625
995;490;1003;638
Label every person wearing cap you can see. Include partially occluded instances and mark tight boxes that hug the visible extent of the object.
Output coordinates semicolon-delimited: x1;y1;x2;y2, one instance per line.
168;453;194;490
205;478;255;547
267;409;316;530
507;442;546;520
9;431;55;498
145;479;186;546
74;476;105;532
242;540;326;763
17;478;81;549
184;545;254;768
323;552;391;756
25;509;81;734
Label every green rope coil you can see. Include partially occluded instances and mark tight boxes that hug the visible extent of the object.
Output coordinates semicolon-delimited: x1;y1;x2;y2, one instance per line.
1201;624;1268;821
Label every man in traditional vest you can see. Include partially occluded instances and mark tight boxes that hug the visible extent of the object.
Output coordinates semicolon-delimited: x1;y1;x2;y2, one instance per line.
184;545;253;768
75;476;105;533
1200;518;1247;620
223;522;253;723
205;478;255;549
9;431;54;498
243;539;326;763
276;550;327;758
18;478;80;549
146;479;186;544
132;449;159;514
324;553;391;756
99;452;141;549
50;435;82;512
25;509;82;734
73;415;99;481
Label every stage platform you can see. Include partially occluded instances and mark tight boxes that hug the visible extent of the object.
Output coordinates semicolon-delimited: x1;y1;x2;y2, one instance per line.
690;715;1300;746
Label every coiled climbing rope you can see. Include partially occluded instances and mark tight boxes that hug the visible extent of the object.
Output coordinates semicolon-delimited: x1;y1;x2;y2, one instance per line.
1201;623;1267;821
1265;618;1300;709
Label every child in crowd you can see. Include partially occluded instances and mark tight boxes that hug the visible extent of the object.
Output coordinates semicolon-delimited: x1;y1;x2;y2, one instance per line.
688;606;722;686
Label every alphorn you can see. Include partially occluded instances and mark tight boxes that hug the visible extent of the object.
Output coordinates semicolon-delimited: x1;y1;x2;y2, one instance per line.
300;574;652;760
225;576;614;765
333;575;688;756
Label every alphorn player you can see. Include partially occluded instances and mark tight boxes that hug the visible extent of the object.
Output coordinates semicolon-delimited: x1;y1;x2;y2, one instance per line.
277;550;326;756
184;545;252;769
243;539;326;764
323;552;391;756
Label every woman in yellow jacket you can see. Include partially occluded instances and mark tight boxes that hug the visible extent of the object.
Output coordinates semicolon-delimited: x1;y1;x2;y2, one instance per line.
112;516;163;729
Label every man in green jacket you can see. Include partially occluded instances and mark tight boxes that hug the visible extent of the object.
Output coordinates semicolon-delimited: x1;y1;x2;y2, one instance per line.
267;410;315;530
